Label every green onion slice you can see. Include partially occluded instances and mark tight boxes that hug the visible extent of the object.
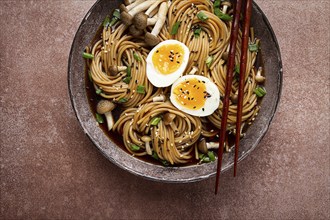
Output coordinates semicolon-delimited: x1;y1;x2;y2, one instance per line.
133;52;142;62
137;85;145;94
123;77;131;84
150;117;162;126
126;65;131;77
194;27;202;38
197;11;208;21
249;43;259;52
171;21;181;35
82;52;94;59
130;144;140;151
206;55;214;68
207;151;216;161
102;16;111;28
118;98;128;103
95;113;104;124
254;86;267;97
214;8;232;21
96;88;102;95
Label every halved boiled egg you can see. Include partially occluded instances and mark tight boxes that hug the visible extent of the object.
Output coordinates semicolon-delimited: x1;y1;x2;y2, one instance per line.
146;40;190;87
170;75;220;117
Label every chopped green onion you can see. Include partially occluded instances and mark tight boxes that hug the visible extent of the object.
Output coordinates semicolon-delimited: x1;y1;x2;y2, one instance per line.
130;144;140;151
113;9;120;19
123;76;131;84
171;21;181;35
152;151;159;160
206;55;214;68
150;117;162;126
118;98;128;103
96;88;102;95
207;151;216;161
126;65;131;77
137;85;145;94
249;43;259;52
199;153;206;160
197;11;208;21
95;113;104;124
254;86;267;97
161;160;170;166
213;0;221;8
88;71;93;82
214;8;232;21
133;52;142;62
202;156;211;163
83;52;94;59
194;27;202;38
234;64;240;80
234;64;240;74
109;9;121;27
102;16;111;28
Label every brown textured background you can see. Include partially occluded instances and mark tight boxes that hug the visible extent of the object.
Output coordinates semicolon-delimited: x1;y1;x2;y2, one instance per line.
0;0;329;219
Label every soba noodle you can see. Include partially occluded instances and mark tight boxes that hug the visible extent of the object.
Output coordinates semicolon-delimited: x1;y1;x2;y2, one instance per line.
85;0;263;165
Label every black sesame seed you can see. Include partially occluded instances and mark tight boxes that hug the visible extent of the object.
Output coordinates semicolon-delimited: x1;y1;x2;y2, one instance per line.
202;108;205;111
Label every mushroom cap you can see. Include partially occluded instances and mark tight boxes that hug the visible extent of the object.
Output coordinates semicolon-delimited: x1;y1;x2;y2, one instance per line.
96;100;116;114
145;32;160;46
231;93;238;104
133;12;148;30
163;112;176;125
129;25;144;37
141;136;152;142
198;138;208;154
119;4;128;13
221;1;232;7
123;0;132;6
108;65;118;76
121;11;133;26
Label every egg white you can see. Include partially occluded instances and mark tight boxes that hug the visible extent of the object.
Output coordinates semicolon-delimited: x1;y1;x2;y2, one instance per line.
146;40;190;88
170;75;220;117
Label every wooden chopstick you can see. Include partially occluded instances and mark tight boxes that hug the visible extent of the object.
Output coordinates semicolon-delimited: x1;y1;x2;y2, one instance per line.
215;0;253;194
234;0;253;177
215;0;243;195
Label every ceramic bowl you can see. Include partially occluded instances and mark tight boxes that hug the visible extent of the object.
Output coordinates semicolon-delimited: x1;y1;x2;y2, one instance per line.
68;0;282;182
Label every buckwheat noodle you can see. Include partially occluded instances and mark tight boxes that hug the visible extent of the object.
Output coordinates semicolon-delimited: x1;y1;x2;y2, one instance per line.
86;0;261;165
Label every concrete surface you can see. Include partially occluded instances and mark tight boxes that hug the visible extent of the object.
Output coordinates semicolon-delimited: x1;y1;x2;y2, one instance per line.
0;0;329;219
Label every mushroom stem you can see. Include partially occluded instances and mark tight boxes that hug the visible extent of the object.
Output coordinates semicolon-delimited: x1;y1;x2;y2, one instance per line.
141;136;152;155
152;94;166;102
145;0;163;15
198;138;220;154
221;1;232;14
121;1;155;25
188;66;198;75
206;142;219;150
144;2;169;46
124;0;136;6
104;112;114;131
151;2;168;36
255;67;265;83
109;65;127;76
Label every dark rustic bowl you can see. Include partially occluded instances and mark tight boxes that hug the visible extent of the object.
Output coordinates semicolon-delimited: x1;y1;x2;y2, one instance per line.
68;0;282;182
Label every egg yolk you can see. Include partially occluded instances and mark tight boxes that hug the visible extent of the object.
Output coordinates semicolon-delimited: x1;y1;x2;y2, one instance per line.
152;44;185;75
173;78;210;110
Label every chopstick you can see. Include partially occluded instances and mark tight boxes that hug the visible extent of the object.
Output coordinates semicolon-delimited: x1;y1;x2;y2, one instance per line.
234;0;253;177
215;0;253;194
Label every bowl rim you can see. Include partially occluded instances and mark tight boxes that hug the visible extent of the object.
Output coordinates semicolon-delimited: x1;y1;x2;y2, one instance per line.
68;0;283;183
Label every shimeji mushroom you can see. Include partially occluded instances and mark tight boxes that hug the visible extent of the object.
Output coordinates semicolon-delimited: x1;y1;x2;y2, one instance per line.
221;1;232;14
124;0;136;6
120;0;143;12
231;90;239;104
141;136;152;155
133;0;163;30
96;100;116;131
121;1;155;26
152;94;166;102
128;24;144;36
108;65;127;76
188;66;199;75
255;67;265;83
145;2;169;46
198;138;219;154
164;112;179;134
